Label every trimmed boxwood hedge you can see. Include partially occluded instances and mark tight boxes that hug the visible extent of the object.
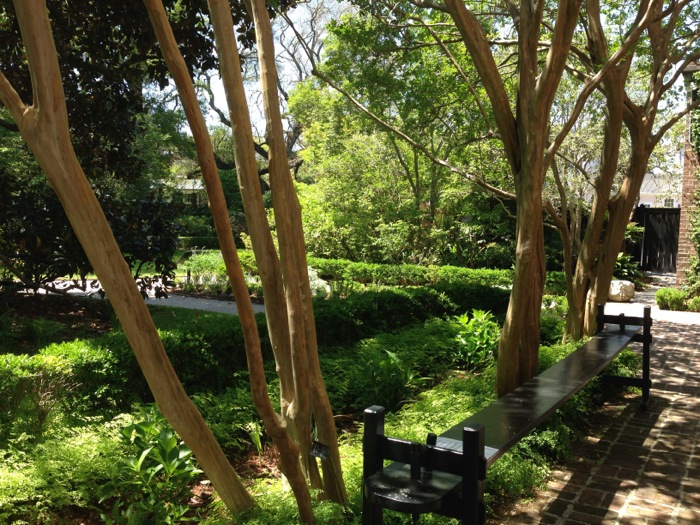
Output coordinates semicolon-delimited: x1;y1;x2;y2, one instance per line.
237;252;566;294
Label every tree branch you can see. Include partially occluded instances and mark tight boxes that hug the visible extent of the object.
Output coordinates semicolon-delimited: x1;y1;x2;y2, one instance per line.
652;95;700;148
544;0;659;169
408;0;448;12
444;0;519;173
410;16;491;125
0;70;27;124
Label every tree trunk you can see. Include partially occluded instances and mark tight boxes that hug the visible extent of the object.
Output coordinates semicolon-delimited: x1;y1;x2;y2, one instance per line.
207;0;319;521
497;183;545;396
564;0;630;338
247;0;348;505
143;1;313;516
584;140;651;331
0;0;253;513
447;0;581;396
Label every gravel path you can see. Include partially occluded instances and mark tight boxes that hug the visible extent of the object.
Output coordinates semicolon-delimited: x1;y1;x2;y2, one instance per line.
148;291;266;315
39;282;266;315
605;272;699;325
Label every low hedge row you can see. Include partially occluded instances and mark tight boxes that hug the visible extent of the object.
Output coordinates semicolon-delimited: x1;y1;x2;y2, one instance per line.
235;250;567;295
0;280;511;425
314;282;510;347
180;250;568;297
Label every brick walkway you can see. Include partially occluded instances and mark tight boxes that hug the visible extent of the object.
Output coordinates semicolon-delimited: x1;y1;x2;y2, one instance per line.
494;309;700;524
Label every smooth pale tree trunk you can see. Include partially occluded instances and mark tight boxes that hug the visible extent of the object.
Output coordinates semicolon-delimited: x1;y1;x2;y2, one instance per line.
583;143;652;333
564;0;695;338
563;0;632;339
247;0;347;505
145;0;319;521
446;0;582;396
205;1;315;519
209;0;348;518
0;0;253;513
565;79;626;339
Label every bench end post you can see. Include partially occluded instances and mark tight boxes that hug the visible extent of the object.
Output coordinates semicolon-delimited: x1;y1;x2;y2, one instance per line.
596;304;605;333
462;425;486;525
641;306;653;409
363;406;385;525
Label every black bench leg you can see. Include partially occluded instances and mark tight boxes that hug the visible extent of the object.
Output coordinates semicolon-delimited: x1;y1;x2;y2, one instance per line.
461;425;486;525
363;406;385;525
362;488;383;525
641;306;652;410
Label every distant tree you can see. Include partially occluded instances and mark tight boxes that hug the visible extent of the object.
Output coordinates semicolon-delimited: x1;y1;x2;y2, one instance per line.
301;0;699;395
0;102;183;294
302;1;584;396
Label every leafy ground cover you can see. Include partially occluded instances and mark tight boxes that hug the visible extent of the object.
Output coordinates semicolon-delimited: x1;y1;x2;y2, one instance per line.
0;279;638;524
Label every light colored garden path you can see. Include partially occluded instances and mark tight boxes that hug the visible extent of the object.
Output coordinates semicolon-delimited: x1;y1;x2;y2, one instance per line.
44;280;266;315
146;291;266;315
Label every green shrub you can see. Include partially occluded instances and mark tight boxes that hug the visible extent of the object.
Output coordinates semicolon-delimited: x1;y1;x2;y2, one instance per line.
190;383;262;455
0;422;121;524
542;294;568;317
25;318;66;349
314;287;455;348
307;256;351;282
350;349;418;411
179;251;227;293
0;308;20;351
614;252;644;287
453;310;500;371
544;272;568;295
683;256;700;298
433;266;512;287
40;339;129;412
176;215;213;237
655;287;687;311
430;281;510;320
97;405;203;524
245;253;568;297
0;353;77;441
36;309;272;411
540;313;564;346
324;319;462;413
687;296;700;312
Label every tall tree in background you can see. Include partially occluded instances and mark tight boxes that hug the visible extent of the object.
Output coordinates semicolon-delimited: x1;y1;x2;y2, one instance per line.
562;0;700;337
325;0;583;396
304;1;699;395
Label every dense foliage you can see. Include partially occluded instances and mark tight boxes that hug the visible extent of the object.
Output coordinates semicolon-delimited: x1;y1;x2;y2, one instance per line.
288;13;522;268
0;101;185;291
0;247;646;523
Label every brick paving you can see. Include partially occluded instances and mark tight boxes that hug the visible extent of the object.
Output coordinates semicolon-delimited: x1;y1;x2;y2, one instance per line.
493;306;700;524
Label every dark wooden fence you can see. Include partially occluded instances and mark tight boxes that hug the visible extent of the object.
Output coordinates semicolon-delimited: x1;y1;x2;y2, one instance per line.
630;206;680;273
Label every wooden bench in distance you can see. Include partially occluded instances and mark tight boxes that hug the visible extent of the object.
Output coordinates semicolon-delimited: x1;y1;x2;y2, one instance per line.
362;305;652;525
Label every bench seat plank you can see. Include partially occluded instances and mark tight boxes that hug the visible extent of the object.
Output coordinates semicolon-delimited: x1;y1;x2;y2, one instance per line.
439;324;642;466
